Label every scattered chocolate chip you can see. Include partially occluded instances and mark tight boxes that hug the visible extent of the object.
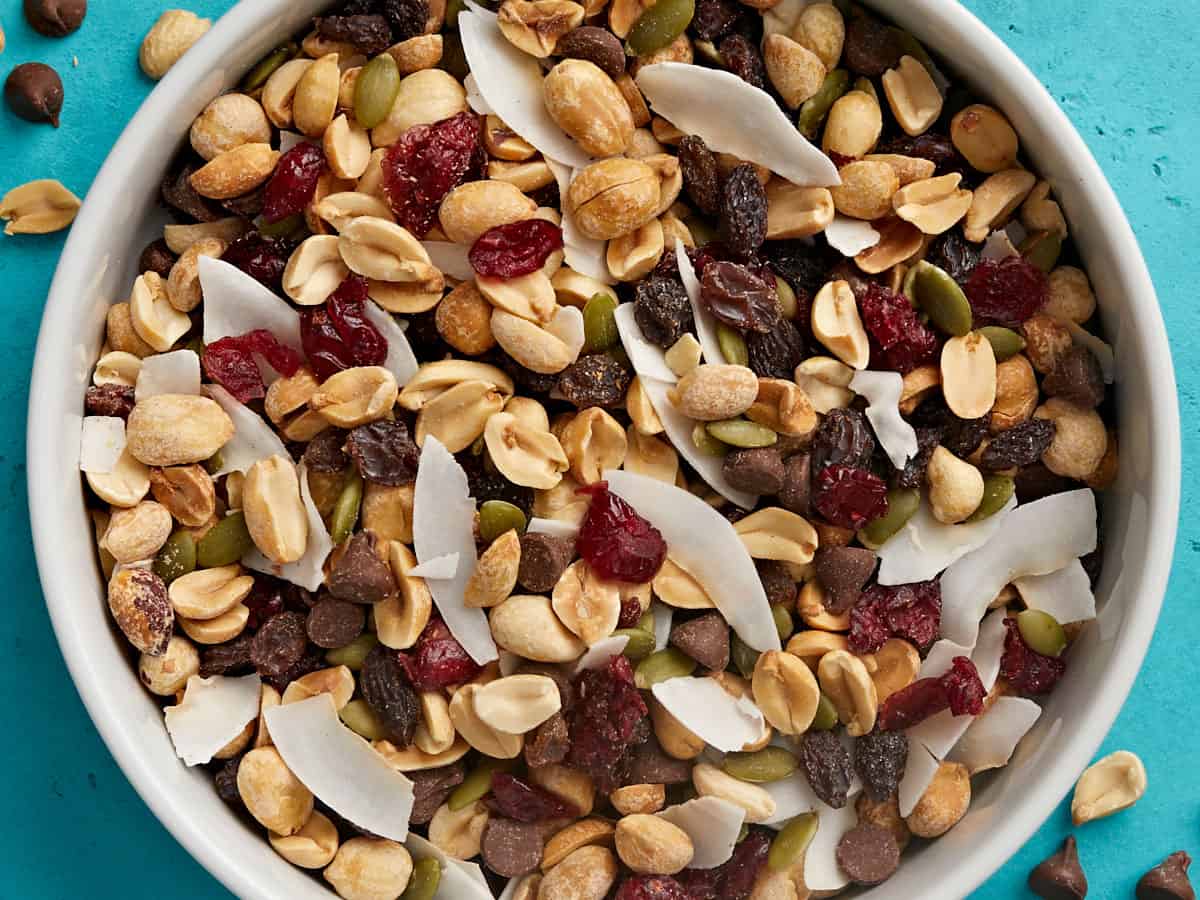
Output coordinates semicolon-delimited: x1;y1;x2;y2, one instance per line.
5;62;64;126
24;0;87;37
327;532;396;604
778;452;812;516
756;559;797;607
306;596;366;649
408;762;466;825
481;817;546;878
836;824;901;885
1028;835;1088;899
619;734;693;785
517;532;575;592
138;239;178;279
723;447;786;495
1042;345;1105;409
814;546;877;614
1137;851;1195;900
669;612;730;671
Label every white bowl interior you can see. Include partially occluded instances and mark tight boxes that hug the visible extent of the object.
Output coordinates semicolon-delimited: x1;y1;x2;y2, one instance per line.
27;1;1180;898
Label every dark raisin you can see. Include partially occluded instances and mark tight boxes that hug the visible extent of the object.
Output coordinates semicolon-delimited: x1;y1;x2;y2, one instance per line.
346;419;421;485
722;447;786;495
895;426;942;488
756;559;797;607
925;228;980;283
409;762;466;825
677;135;722;217
377;0;429;41
306;596;366;649
85;384;135;419
844;12;902;76
138;239;177;279
557;353;632;409
494;348;561;395
799;729;853;808
812;408;875;473
222;185;265;219
302;428;350;474
249;611;308;681
525;711;570;768
200;633;255;677
222;232;293;294
766;240;838;301
459;453;534;514
327;532;396;604
854;730;908;802
360;645;421;746
700;261;779;333
161;161;223;223
746;317;805;378
980;419;1056;471
634;278;694;348
718;33;766;90
315;14;393;54
213;757;244;811
1042;345;1105;409
879;133;969;182
1015;462;1075;503
913;399;989;459
556;26;626;80
719;164;768;259
689;0;741;40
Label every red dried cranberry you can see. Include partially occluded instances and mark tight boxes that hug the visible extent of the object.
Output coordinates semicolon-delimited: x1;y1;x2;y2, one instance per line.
487;772;578;822
813;464;889;530
469;219;564;278
262;142;326;224
943;656;986;715
848;580;942;655
617;596;645;629
701;260;780;334
878;656;984;730
382;111;483;236
675;868;722;900
222;232;292;293
243;578;286;631
568;655;648;790
615;875;692;900
299;275;389;379
719;830;772;900
203;329;304;403
407;616;482;691
1000;617;1066;695
965;256;1048;327
576;482;667;583
859;282;939;373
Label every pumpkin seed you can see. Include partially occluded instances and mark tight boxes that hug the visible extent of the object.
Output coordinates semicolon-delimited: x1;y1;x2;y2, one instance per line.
442;33;470;81
203;451;225;475
326;633;379;670
479;500;527;543
797;69;850;139
196;511;254;567
355;53;403;130
1020;229;1062;274
330;471;364;545
626;0;696;56
731;634;759;679
716;323;749;366
686;217;718;247
978;326;1026;361
858;487;920;549
340;698;384;740
768;812;819;871
692;422;729;456
635;647;697;689
966;474;1014;523
608;345;632;370
637;608;655;633
450;758;516;810
1017;608;1066;658
911;261;972;337
810;692;839;731
616;627;657;661
445;0;466;28
259;212;305;239
693;38;723;66
736;822;750;843
583;293;620;352
401;858;441;900
772;604;794;641
240;42;298;93
153;529;196;584
706;418;777;448
723;746;799;783
774;276;798;321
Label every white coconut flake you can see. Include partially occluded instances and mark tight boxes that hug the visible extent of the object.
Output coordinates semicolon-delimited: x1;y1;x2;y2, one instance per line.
676;241;723;364
278;131;307;154
657;797;745;869
1014;559;1096;624
458;6;590;169
940;490;1097;647
761;771;822;827
203;384;290;476
919;639;974;680
413;436;498;665
135;350;201;401
824;215;880;257
462;73;494;116
408;553;460;580
651;676;767;752
527;517;580;540
849;370;918;468
614;302;677;384
898;737;940;817
546;158;616;285
79;416;126;474
405;834;492;897
265;694;415;842
164;674;262;766
605;469;778;649
199;256;303;352
1061;319;1116;383
243;462;334;591
636;63;840;187
421;241;476;282
981;229;1019;260
804;800;859;893
573;634;629;675
949;697;1043;775
876;494;1016;586
363;301;420;387
651;600;673;650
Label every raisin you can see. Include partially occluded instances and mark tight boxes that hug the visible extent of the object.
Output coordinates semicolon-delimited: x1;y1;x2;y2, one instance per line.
895;426;942;488
981;419;1056;471
568;655;649;791
494;348;560;395
222;232;293;294
300;275;389;379
849;580;941;655
459;453;534;514
262;141;326;224
965;256;1049;327
85;384;134;419
844;12;902;76
487;772;578;822
556;353;632;409
577;483;667;583
925;227;980;283
407;616;482;690
302;428;350;473
701;261;779;334
222;185;266;219
377;0;429;41
139;239;177;279
677;134;722;216
745;317;805;378
250;611;308;681
1000;617;1066;695
469;218;564;278
525;711;570;767
799;729;853;808
200;633;255;677
243;577;287;631
615;875;692;900
859;282;940;373
854;730;909;802
1043;345;1105;408
161;161;223;223
327;532;396;604
409;762;466;825
315;14;393;54
556;26;626;80
345;419;421;485
723;447;786;496
306;596;366;649
214;757;244;811
879;133;968;182
1015;462;1075;503
719;164;768;259
634;277;694;348
718;33;766;90
765;240;838;302
811;408;875;473
361;644;421;746
382;110;483;236
689;0;741;40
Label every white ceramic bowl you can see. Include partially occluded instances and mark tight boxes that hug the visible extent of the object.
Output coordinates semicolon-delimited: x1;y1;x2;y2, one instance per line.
28;1;1180;897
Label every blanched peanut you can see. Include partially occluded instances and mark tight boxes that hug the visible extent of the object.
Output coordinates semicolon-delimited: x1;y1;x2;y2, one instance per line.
649;697;705;759
324;837;413;900
478;270;557;324
624;428;680;484
243;455;309;564
428;800;490;860
465;529;522;608
811;281;870;369
490;594;586;662
785;630;848;671
538;846;618;900
378;542;432;649
940;332;997;419
926;446;984;524
167;236;226;312
473;673;561;734
294;53;341;138
139;10;211;79
530;763;596;816
284;235;351;306
439;180;538;244
1021;180;1068;239
417;380;506;453
237;746;314;836
544;59;634;157
693;763;777;823
1045;266;1096;324
130;271;191;352
859;638;920;704
830;160;899;220
752;650;819;735
607;219;665;282
668;364;759;421
614;814;694;875
765;181;835;240
485;410;569;489
964;168;1037;242
102;501;172;564
854;217;924;275
823;91;882;159
373;68;467;147
449;683;524;758
951;104;1019;174
906;762;970;838
189;144;279;200
1022;314;1074;374
611;784;666;816
990;354;1039;432
1035;397;1108;479
190;93;271;161
338;216;437;284
734;507;818;567
311;366;399;427
882;56;943;136
652;557;715;610
498;0;586;55
552;559;621;645
568;158;660;241
793;2;845;68
816;649;878;736
270;811;340;869
126;394;234;466
763;35;825;109
138;635;200;695
892;173;973;235
168;564;254;620
282;666;356;709
1071;750;1146;825
560;407;627;484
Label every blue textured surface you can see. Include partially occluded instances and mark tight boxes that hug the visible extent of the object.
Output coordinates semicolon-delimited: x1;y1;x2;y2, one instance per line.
0;1;1195;897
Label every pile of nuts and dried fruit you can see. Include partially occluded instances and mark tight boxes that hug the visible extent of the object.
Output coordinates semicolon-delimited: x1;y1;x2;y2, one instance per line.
77;0;1120;897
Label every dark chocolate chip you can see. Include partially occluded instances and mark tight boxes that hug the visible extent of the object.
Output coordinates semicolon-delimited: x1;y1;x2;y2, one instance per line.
517;532;574;593
1028;835;1088;899
1138;851;1195;900
814;546;877;614
5;62;64;126
723;447;786;495
756;559;797;607
669;612;730;671
1042;345;1105;409
327;532;396;604
24;0;87;36
835;823;900;885
778;452;811;516
138;239;177;279
306;596;366;649
481;817;546;878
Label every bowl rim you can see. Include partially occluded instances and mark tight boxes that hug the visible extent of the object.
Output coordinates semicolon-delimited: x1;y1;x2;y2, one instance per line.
26;0;1182;897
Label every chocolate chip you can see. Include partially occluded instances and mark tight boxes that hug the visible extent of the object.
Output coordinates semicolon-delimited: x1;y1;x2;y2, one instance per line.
5;62;64;126
669;612;730;671
1137;851;1195;900
138;239;177;279
24;0;87;36
161;161;224;223
722;447;786;495
306;596;366;648
814;546;877;613
327;532;396;603
756;559;797;607
835;823;900;885
619;734;693;785
1028;835;1088;899
1043;345;1105;409
481;817;546;878
777;452;811;516
408;762;466;825
517;532;575;592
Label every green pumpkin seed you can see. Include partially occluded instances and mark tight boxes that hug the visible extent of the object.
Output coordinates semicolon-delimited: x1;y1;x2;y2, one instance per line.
182;335;206;357
479;500;527;543
203;451;225;475
797;69;850;139
259;212;306;239
240;42;298;93
686;217;718;247
978;326;1026;361
326;633;379;670
637;609;655;633
450;759;516;810
768;813;819;871
858;487;920;549
966;474;1014;523
716;323;749;366
441;32;470;80
635;647;697;689
616;628;657;661
583;293;620;352
772;604;795;642
153;530;197;584
911;261;973;337
706;418;777;449
1016;609;1067;658
607;345;632;370
401;858;441;900
731;634;759;679
1020;229;1063;274
736;823;750;843
340;698;384;741
810;692;839;731
330;471;364;545
355;54;402;130
723;746;799;783
692;422;729;456
626;0;696;56
774;277;798;321
853;76;878;103
197;511;254;568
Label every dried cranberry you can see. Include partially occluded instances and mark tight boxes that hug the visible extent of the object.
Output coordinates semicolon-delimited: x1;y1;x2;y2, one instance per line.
849;581;941;655
487;772;578;822
469;218;564;278
203;329;303;403
85;384;134;419
315;14;393;54
980;418;1056;471
811;408;875;474
678;134;721;217
346;419;421;486
965;256;1048;327
745;317;805;378
568;655;648;790
813;464;889;529
718;33;766;90
718;830;772;900
617;596;645;629
859;282;939;373
701;261;779;334
1000;617;1066;695
262;142;326;224
300;275;389;379
382;111;483;236
408;616;482;691
576;482;667;583
634;277;694;348
222;232;292;293
720;164;768;259
943;656;986;715
878;656;984;730
799;730;853;808
615;875;692;900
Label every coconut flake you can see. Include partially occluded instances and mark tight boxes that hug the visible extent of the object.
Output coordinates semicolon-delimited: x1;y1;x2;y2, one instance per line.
278;131;307;154
408;553;460;580
636;63;840;187
203;384;290;476
651;676;765;752
824;215;880;256
546;158;616;285
462;73;494;116
940;490;1097;647
404;834;492;896
876;494;1016;586
849;370;917;468
803;799;859;893
421;241;475;281
80;416;126;474
614;302;677;384
918;639;974;680
761;771;822;827
657;797;745;869
199;256;303;352
164;674;262;766
651;600;673;650
242;462;334;591
1061;319;1116;383
573;634;629;675
458;6;590;169
363;301;420;387
1014;559;1095;624
135;350;201;401
413;437;498;665
981;229;1019;261
265;694;415;841
605;470;778;650
949;696;1043;775
527;517;580;540
898;737;940;817
676;241;723;364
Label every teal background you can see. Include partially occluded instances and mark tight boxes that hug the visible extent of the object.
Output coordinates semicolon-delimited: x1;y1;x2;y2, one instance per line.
0;0;1195;896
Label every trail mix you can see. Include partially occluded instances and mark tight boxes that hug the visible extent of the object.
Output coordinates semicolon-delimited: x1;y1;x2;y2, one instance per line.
79;0;1119;896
